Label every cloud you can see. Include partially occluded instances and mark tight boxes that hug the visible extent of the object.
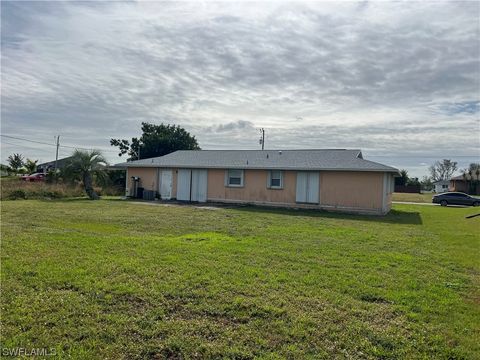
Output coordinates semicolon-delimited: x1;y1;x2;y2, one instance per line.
1;1;479;177
210;120;255;132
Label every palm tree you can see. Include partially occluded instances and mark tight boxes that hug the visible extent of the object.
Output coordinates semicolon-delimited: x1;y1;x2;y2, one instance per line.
65;150;108;200
24;159;38;174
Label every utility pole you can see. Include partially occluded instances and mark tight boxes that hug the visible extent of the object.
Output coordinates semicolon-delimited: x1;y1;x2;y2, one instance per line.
54;135;60;171
259;128;265;150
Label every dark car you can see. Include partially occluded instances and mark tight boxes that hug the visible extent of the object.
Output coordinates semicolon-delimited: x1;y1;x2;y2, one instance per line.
432;192;480;207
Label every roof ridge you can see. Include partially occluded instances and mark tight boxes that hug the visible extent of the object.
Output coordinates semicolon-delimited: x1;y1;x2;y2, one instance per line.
176;149;358;152
114;149;398;173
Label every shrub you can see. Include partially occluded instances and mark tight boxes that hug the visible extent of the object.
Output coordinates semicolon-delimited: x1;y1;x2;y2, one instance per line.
0;177;124;201
96;185;124;196
8;189;26;200
1;179;84;200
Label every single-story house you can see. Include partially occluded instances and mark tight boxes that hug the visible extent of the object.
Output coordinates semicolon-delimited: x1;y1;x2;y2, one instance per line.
115;149;399;215
450;175;480;195
37;156;73;173
433;180;450;193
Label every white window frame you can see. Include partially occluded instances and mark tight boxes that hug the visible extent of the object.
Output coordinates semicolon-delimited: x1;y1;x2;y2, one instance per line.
225;169;244;187
267;170;283;189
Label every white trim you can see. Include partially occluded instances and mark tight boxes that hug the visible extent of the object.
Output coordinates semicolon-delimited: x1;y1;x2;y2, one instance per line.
125;168;130;196
382;172;389;213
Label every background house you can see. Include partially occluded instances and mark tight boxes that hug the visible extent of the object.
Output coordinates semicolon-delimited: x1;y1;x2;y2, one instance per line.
116;149;399;215
433;180;450;193
36;156;72;173
450;175;480;195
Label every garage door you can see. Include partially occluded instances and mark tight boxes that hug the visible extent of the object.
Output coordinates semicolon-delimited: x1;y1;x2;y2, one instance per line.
177;169;208;202
296;172;319;204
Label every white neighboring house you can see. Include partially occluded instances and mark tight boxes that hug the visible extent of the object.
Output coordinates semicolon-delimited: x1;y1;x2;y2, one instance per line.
433;180;450;193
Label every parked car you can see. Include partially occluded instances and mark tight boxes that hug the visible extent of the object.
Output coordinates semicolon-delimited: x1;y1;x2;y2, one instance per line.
20;173;45;182
432;192;480;207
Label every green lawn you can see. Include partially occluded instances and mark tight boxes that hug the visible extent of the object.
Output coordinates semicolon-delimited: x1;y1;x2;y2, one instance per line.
1;199;479;359
392;192;435;203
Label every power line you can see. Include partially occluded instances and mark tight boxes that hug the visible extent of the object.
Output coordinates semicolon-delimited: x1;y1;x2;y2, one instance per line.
1;134;55;147
0;134;118;153
1;140;57;153
2;134;478;158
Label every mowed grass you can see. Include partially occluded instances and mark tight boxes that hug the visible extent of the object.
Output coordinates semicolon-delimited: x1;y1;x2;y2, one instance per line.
1;200;479;359
392;192;435;203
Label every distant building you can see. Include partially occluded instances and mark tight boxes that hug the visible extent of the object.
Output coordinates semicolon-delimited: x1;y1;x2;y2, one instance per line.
433;180;450;193
36;157;72;173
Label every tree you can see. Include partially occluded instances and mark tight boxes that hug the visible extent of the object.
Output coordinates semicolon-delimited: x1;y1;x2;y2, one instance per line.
429;159;458;182
462;163;480;195
24;159;38;174
406;177;420;187
0;164;12;176
7;153;24;172
64;150;108;200
395;169;409;186
111;122;200;160
420;176;433;191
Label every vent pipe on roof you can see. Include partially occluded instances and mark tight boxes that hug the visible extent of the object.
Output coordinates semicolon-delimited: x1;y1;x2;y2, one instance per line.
266;154;269;159
279;150;282;155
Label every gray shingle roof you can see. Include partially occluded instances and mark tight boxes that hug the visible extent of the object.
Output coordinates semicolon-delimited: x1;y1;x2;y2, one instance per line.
115;149;398;173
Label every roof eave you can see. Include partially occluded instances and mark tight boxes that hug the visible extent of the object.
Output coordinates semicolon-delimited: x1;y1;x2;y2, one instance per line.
118;163;398;173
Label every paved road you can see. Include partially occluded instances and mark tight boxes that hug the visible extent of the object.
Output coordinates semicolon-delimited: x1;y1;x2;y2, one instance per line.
393;201;470;208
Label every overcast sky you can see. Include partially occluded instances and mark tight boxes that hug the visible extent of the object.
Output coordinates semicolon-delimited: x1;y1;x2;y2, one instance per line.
1;1;479;177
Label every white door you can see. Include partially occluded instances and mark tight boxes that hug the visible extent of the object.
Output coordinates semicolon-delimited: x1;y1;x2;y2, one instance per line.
306;172;319;203
159;170;173;200
296;172;319;204
296;172;308;203
191;169;208;202
177;169;191;201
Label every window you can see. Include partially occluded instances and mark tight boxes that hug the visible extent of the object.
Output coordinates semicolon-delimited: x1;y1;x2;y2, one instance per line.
226;169;244;187
268;170;283;189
